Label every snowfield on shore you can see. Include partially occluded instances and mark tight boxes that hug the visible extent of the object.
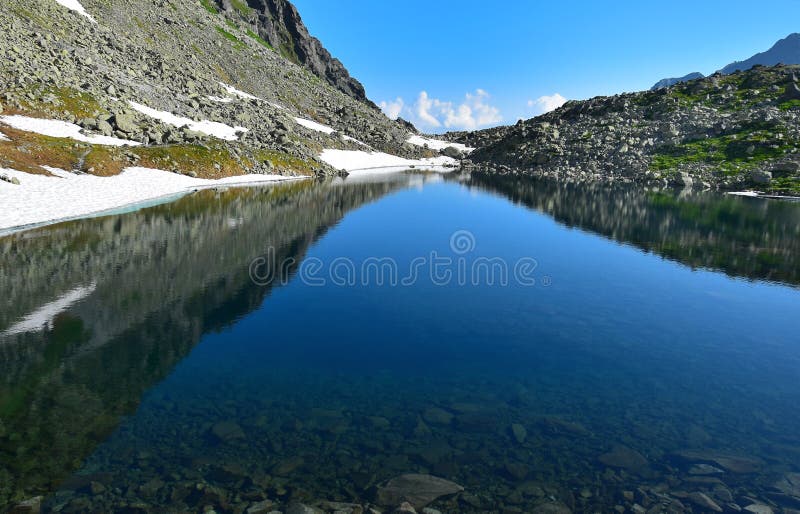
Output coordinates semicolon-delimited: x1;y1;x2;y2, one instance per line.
0;167;301;233
319;149;457;174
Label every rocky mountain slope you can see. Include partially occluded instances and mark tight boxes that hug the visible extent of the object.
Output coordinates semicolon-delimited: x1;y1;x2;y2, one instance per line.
0;0;438;185
210;0;374;106
458;65;800;195
651;33;800;90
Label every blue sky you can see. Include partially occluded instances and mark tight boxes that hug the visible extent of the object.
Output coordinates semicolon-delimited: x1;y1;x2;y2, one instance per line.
292;0;800;132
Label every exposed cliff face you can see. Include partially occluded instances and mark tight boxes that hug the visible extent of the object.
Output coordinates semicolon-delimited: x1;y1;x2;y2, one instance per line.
215;0;375;108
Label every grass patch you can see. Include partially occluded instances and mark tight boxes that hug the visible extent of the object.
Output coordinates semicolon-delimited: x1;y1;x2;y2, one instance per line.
215;26;246;50
199;0;218;14
245;29;273;50
135;143;245;178
230;0;251;15
770;176;800;194
253;149;315;175
779;99;800;111
15;87;105;120
651;122;799;176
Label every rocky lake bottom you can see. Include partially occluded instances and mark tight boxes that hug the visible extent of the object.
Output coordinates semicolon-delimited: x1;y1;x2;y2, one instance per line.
1;172;800;514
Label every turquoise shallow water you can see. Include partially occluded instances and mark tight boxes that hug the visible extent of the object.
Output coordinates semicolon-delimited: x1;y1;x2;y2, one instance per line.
1;174;800;513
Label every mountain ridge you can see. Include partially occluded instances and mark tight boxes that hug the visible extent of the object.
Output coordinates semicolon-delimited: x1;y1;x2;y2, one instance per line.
211;0;376;108
651;33;800;90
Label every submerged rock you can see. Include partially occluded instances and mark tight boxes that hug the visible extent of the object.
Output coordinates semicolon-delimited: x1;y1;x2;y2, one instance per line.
511;423;527;443
775;472;800;497
376;474;464;509
598;445;649;473
674;450;763;474
744;504;775;514
422;407;453;426
210;420;245;443
687;492;723;512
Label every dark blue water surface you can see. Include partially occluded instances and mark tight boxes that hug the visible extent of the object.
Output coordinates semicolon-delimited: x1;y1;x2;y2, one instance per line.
1;173;800;513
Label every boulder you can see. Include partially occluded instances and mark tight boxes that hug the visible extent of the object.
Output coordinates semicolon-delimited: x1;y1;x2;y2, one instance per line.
750;169;772;185
598;445;649;473
96;119;113;136
376;474;464;509
687;492;722;512
780;82;800;102
511;423;527;443
113;113;138;134
209;420;245;443
441;146;464;159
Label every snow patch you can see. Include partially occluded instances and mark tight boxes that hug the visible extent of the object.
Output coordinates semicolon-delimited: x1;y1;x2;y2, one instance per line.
128;101;247;141
219;82;259;100
342;135;371;148
52;0;95;22
0;115;140;146
407;134;474;153
0;166;303;233
319;149;457;175
294;117;335;134
208;96;234;103
2;283;96;337
0;130;9;142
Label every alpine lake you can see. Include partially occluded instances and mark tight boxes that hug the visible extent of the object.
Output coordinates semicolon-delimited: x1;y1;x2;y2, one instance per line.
2;171;800;514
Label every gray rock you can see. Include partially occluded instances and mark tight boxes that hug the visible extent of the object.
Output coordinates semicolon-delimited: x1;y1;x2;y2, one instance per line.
750;169;772;185
687;492;723;512
377;474;464;509
210;420;245;442
96;119;113;136
598;445;649;473
511;423;527;443
247;500;276;514
775;472;800;497
744;505;774;514
441;146;464;159
285;504;321;514
422;407;453;426
10;496;42;513
113;113;138;134
531;502;572;514
392;502;417;514
780;82;800;102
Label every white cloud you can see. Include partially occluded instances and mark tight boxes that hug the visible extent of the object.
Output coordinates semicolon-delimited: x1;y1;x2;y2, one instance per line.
379;89;502;132
416;91;443;128
379;97;405;120
527;93;567;115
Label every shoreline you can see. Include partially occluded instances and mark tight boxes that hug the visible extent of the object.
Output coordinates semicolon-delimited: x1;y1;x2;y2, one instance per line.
0;167;310;236
0;162;460;236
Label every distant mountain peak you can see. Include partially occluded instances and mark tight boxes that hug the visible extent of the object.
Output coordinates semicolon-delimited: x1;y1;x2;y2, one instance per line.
651;72;705;91
650;33;800;90
719;32;800;75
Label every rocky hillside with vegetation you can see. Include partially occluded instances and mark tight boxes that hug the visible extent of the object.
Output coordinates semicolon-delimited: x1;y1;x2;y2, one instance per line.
459;65;800;195
0;0;430;182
